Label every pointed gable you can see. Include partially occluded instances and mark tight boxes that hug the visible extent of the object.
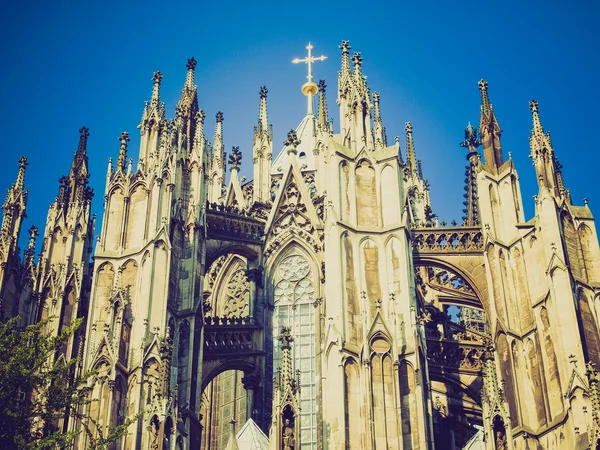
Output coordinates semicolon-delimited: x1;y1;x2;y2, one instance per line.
236;418;270;449
265;158;320;238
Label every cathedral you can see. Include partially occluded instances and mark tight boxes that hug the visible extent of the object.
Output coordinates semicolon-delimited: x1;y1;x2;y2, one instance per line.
1;40;599;450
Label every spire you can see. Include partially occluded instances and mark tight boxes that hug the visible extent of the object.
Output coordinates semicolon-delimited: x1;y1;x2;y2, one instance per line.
529;99;563;197
192;109;206;154
317;80;328;130
77;126;89;155
224;419;240;450
15;156;27;193
184;57;197;91
277;327;295;389
176;57;199;124
214;112;225;161
340;40;352;76
373;92;385;148
228;146;242;172
253;87;272;204
529;99;543;135
65;127;90;202
405;122;417;172
117;132;130;171
23;225;38;267
460;123;482;226
151;71;163;107
2;157;28;239
478;79;490;113
258;86;268;134
477;79;503;169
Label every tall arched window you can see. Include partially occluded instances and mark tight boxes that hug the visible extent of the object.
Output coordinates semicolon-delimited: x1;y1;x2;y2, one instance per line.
273;251;317;449
356;160;378;226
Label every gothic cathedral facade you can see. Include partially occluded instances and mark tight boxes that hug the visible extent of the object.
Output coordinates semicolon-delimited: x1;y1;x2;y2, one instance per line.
2;41;600;450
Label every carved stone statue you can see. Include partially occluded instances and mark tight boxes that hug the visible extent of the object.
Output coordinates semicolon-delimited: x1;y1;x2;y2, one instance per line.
495;429;507;450
282;418;294;450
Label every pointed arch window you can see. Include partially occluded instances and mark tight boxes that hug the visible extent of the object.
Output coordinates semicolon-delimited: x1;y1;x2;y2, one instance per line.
273;252;317;449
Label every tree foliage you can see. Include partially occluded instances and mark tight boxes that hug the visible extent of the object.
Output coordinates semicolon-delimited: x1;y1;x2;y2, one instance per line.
0;316;135;449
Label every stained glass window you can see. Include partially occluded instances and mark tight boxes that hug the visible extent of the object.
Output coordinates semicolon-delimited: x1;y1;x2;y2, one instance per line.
273;253;317;449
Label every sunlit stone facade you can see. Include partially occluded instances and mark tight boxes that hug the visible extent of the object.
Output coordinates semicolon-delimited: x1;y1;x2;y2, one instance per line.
2;41;600;450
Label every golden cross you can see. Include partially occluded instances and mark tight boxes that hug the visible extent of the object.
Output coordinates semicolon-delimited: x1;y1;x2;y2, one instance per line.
292;42;327;84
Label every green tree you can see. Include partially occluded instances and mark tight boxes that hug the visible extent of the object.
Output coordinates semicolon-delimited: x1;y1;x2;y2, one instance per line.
0;316;135;449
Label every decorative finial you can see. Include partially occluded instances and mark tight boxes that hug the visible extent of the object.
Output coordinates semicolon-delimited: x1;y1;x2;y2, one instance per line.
152;71;163;84
339;40;352;75
478;79;490;112
216;111;224;123
27;225;38;249
352;52;363;72
117;132;130;171
196;109;206;124
529;99;539;113
318;80;326;93
340;40;351;54
284;130;300;155
78;126;90;153
18;156;28;170
460;122;481;155
260;86;268;99
228;146;242;171
187;57;197;71
278;326;293;350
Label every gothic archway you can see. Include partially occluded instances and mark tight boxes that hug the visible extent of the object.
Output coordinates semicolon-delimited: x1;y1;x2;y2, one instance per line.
415;262;489;449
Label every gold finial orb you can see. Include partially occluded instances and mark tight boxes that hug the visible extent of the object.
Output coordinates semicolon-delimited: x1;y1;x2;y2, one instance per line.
301;82;318;97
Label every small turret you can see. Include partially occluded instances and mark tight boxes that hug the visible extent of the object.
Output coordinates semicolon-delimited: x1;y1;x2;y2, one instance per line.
403;122;432;225
139;71;166;168
151;70;163;107
405;122;417;173
317;80;329;131
23;225;38;270
1;156;28;242
339;40;352;78
208;112;226;203
352;52;364;85
253;87;272;203
337;44;373;151
373;92;386;149
478;80;503;169
257;86;268;134
192;109;207;156
529;99;564;199
117;132;130;172
63;127;91;205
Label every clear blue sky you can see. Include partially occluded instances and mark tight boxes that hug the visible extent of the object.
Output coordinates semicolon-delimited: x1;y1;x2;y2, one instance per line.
1;1;598;250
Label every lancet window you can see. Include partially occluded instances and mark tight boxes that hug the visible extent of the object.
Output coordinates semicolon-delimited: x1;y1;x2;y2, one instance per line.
273;251;317;449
